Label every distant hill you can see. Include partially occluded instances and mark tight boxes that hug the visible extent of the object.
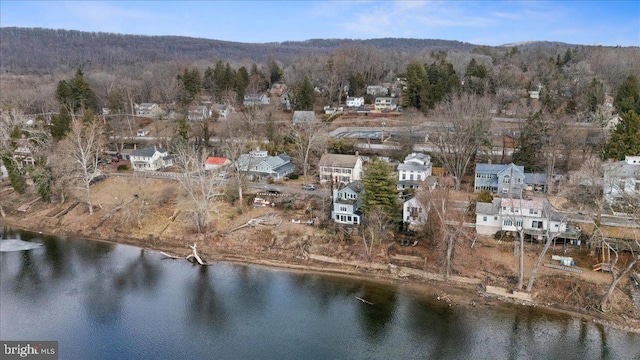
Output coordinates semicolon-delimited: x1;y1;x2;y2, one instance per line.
0;27;478;74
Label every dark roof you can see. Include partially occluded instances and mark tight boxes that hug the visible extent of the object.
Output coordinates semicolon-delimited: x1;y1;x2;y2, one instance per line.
131;147;166;157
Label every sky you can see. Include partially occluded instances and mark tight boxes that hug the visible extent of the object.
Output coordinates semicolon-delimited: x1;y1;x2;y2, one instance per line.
1;1;639;46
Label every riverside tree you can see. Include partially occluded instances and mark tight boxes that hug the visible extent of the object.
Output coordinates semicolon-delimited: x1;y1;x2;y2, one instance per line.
431;94;492;190
287;117;328;184
58;110;106;215
360;160;399;221
603;110;640;161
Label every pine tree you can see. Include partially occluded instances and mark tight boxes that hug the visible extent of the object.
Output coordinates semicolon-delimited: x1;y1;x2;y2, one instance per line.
51;105;72;140
295;77;314;110
614;75;640;114
604;110;640;160
360;161;399;220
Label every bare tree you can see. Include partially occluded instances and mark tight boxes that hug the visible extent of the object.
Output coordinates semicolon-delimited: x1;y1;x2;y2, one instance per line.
599;195;640;312
431;94;492;190
58;112;106;214
526;202;568;293
172;139;223;234
287;118;328;184
362;205;391;260
218;121;252;209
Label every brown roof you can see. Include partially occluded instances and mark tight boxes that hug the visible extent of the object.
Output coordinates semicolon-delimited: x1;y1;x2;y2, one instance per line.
318;154;360;168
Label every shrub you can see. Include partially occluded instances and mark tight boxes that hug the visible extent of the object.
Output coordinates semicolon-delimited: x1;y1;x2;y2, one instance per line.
117;164;129;171
287;172;299;180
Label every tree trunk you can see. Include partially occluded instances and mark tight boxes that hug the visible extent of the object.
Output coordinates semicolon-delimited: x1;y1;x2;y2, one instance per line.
517;230;524;290
600;256;639;312
86;183;93;215
526;234;555;292
445;233;453;281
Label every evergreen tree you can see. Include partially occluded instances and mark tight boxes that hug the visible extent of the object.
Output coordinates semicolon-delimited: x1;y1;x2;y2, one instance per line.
295;77;315;110
402;62;427;110
424;60;459;109
235;66;249;104
177;67;201;107
463;58;493;95
1;153;26;194
51;105;72;140
603;110;640;160
586;78;605;113
512;111;548;172
347;72;366;97
614;75;640;114
202;66;215;95
360;161;399;220
55;68;97;113
268;60;283;85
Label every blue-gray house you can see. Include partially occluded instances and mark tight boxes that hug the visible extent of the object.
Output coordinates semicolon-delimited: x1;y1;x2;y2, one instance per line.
474;163;526;197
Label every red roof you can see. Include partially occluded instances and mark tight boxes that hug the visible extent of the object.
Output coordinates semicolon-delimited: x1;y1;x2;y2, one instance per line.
205;157;228;165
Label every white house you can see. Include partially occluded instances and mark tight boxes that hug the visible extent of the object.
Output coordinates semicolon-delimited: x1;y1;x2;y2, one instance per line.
475;198;568;241
318;153;364;185
243;94;270;107
603;155;640;204
366;85;388;96
374;97;398;111
235;147;295;181
403;196;428;230
211;104;234;119
332;180;365;225
134;103;165;118
397;153;433;190
130;147;174;171
187;106;210;121
345;97;365;107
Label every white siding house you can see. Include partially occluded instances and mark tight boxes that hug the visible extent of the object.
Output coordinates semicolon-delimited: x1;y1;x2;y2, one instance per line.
345;97;365;107
397;153;433;190
403;196;428;230
332;181;365;225
130;147;174;171
603;155;640;204
475;198;568;240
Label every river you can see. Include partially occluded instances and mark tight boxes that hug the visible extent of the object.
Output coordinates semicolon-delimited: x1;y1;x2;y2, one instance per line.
1;229;639;360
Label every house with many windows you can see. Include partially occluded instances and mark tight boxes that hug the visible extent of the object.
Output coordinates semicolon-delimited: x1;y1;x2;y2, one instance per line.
243;94;270;107
474;163;526;197
345;97;365;107
374;97;398;111
397;152;433;190
475;198;569;241
332;180;365;225
235;147;295;181
318;153;363;185
603;155;640;204
134;103;165;118
130;147;174;171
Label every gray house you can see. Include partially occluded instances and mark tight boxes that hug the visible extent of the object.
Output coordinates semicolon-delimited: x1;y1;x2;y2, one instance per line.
235;147;295;181
332;180;365;225
474;163;526;197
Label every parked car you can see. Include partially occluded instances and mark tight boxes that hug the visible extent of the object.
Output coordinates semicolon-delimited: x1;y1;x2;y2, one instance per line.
302;184;316;191
89;175;106;185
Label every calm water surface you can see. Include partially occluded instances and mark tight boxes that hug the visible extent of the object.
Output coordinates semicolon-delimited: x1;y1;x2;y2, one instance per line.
1;229;639;360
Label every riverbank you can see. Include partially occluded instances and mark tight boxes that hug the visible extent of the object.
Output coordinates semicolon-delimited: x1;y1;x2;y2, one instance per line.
1;177;638;334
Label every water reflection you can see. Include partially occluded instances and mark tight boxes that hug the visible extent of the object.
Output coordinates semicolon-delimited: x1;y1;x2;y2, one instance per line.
1;227;639;360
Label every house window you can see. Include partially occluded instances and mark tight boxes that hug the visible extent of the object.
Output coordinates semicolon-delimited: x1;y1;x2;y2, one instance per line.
514;209;519;213
529;209;535;214
515;220;523;227
532;221;542;229
494;216;498;220
339;206;347;212
504;220;513;226
482;216;487;222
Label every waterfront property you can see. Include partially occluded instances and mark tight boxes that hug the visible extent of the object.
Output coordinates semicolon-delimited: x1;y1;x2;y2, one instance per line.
332;180;364;225
130;147;174;171
318;153;363;185
235;147;295;181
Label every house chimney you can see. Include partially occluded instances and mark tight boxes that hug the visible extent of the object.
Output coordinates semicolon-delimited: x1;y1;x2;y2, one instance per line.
488;158;492;164
355;151;359;156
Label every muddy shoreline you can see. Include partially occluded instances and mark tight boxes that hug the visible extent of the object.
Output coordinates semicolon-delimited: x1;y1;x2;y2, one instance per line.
3;217;639;335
